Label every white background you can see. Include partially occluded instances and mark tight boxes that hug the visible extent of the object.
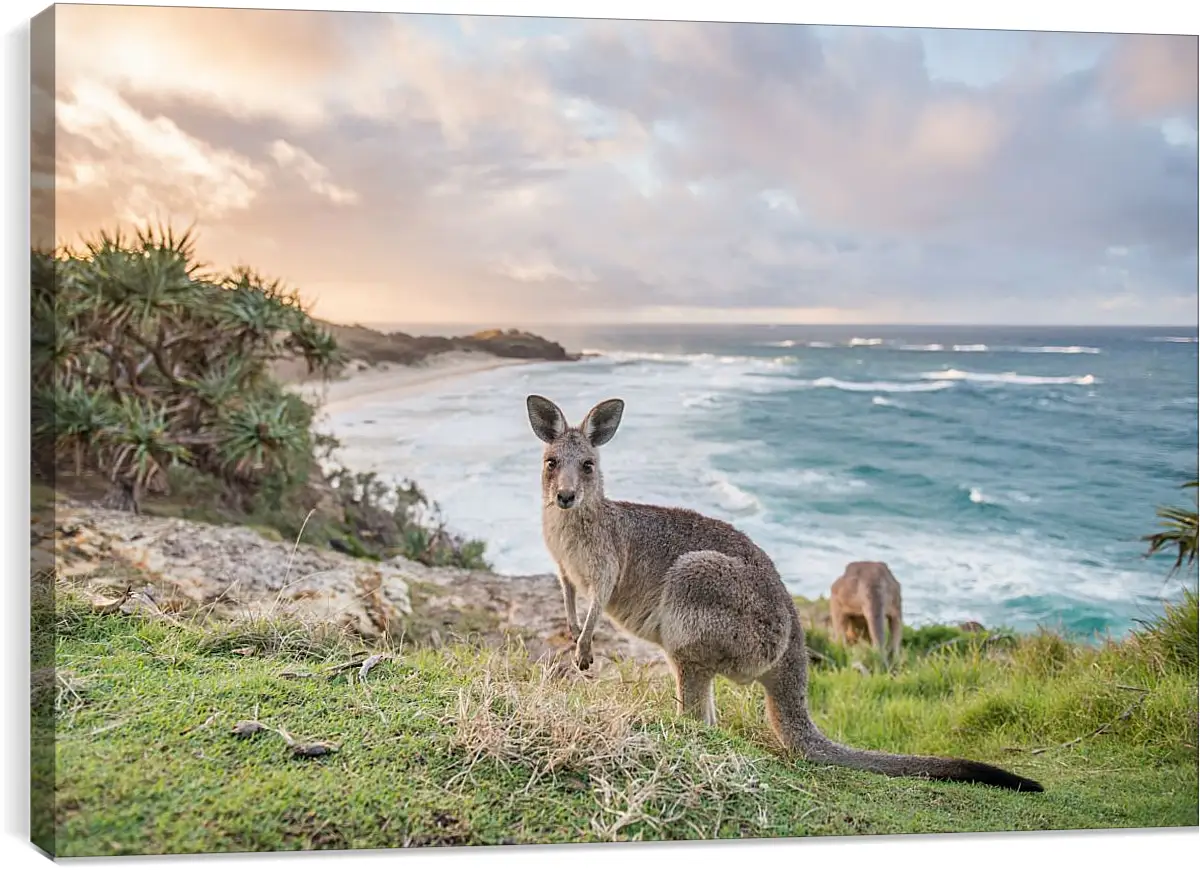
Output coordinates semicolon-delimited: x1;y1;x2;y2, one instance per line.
2;0;1197;867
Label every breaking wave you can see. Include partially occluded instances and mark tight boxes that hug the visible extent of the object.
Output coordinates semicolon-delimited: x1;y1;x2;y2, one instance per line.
809;377;954;393
921;369;1098;386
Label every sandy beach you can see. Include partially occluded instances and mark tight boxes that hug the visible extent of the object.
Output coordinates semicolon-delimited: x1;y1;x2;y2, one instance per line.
291;350;540;413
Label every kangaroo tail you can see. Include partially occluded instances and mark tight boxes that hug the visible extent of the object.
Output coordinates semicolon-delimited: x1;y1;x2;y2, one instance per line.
760;623;1044;793
796;727;1044;792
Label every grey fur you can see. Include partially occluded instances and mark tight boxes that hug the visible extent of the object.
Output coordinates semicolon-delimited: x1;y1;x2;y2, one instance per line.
524;394;1044;793
830;561;904;667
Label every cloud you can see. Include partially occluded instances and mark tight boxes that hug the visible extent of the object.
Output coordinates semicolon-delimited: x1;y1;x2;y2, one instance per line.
269;140;359;206
44;9;1198;326
1102;34;1199;121
53;4;369;128
492;253;599;284
55;81;267;226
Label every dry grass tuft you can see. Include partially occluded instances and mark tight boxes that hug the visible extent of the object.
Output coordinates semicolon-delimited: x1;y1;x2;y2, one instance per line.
444;647;784;841
194;612;359;660
50;669;93;725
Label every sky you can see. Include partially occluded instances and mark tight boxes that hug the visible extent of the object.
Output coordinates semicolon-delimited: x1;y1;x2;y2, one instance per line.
33;5;1200;327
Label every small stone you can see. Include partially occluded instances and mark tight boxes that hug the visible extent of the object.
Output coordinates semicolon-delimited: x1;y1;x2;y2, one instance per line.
231;720;268;738
290;741;338;758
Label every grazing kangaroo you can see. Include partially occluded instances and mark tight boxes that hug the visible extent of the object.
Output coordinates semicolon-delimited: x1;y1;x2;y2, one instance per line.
525;395;1043;793
830;561;904;667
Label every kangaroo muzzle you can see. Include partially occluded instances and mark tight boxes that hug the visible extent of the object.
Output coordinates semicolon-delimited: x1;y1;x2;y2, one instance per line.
556;491;577;509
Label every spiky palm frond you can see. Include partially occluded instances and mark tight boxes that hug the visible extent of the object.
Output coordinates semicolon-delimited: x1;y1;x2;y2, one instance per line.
30;247;59;303
100;394;191;492
180;356;256;410
32;310;90;384
32;380;115;476
215;394;312;483
90;227;201;337
218;285;296;352
1144;480;1199;576
284;319;344;376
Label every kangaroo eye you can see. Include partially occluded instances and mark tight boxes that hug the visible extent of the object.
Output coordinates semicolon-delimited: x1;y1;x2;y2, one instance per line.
545;458;558;471
581;460;595;474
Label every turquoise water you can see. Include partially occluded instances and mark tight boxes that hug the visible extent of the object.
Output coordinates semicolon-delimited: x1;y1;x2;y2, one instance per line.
328;325;1198;639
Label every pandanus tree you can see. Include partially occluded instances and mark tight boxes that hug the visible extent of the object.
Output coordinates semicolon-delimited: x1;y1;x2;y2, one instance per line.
1144;480;1199;577
31;224;345;512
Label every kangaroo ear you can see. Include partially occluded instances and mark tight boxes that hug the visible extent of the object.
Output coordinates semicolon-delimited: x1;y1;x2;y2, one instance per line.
526;395;568;444
581;398;624;447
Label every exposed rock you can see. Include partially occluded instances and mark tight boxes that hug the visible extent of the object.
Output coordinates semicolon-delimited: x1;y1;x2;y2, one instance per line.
317;323;577;371
35;501;414;639
34;499;667;673
388;557;669;674
269;323;578;385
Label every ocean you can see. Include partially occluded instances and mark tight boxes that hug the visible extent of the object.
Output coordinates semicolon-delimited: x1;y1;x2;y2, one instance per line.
321;325;1199;639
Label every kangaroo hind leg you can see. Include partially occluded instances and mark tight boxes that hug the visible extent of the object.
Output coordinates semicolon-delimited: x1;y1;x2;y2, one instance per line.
887;612;903;665
671;660;717;726
865;595;888;662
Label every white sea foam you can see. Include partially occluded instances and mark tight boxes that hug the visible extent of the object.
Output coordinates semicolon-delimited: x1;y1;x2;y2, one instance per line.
581;348;793;372
763;339;798;348
320;344;1163;633
792;469;868;493
580;348;707;365
736;467;869;495
807;341;835;348
960;484;1037;508
682;391;720;409
701;469;761;514
1014;345;1101;354
1148;336;1198;343
809;376;954;393
871;395;897;407
921;369;1098;386
848;337;884;346
765;523;1145;629
887;343;1100;355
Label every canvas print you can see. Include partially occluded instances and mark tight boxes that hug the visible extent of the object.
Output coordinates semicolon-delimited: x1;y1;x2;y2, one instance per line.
29;2;1199;858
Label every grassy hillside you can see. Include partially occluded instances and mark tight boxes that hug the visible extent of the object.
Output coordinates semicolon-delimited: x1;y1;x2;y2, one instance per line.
40;580;1197;856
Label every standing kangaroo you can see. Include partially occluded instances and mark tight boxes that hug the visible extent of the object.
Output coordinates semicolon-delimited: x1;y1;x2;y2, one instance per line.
526;395;1043;793
830;561;904;667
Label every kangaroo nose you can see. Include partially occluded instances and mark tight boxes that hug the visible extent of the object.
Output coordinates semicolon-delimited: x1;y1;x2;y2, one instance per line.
556;491;576;509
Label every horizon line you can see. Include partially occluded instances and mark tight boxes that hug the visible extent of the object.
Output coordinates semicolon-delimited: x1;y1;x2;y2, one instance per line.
334;319;1200;331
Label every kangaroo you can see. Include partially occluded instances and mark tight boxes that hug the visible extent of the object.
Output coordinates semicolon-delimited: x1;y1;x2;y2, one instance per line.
525;394;1043;793
830;561;904;667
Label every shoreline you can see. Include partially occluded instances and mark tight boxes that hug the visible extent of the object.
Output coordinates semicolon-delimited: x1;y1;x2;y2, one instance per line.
290;350;545;413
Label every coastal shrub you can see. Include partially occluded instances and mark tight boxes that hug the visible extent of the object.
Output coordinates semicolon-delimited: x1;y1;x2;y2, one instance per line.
31;224;342;511
143;462;491;571
325;466;491;570
31;224;491;571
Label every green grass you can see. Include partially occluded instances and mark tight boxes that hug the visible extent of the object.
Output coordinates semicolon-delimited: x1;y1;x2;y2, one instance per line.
44;585;1198;857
